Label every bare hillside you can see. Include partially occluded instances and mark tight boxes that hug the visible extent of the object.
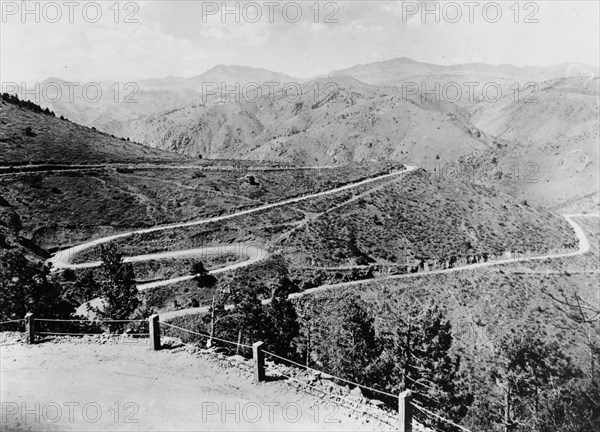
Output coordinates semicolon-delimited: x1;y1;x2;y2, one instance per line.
465;77;599;208
127;77;489;165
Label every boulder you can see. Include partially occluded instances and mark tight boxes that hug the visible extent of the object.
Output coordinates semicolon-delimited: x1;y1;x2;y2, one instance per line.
350;386;364;400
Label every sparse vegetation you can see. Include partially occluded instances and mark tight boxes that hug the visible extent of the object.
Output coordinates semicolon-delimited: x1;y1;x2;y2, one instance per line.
0;100;188;166
1;86;597;432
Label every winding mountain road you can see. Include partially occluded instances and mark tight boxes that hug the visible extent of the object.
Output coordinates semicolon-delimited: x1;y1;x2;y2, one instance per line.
46;164;597;323
158;213;599;322
48;165;415;276
0;162;343;177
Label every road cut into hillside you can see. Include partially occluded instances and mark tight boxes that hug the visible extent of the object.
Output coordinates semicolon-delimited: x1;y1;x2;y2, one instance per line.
45;165;597;323
47;166;414;276
159;213;599;321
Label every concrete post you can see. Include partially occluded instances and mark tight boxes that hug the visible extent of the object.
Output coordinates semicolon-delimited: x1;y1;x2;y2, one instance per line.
149;314;160;350
24;313;34;344
399;390;413;432
252;341;265;382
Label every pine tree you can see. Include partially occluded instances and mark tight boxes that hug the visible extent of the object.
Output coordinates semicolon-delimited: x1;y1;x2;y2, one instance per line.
88;245;139;324
265;278;299;359
0;251;73;320
231;288;267;355
311;292;380;384
376;297;472;431
488;325;580;432
295;296;323;367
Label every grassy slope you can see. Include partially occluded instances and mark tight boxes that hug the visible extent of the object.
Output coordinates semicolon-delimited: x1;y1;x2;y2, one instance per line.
282;170;576;267
0;100;188;165
75;169;575;267
1;163;402;250
1;100;407;249
138;171;577;311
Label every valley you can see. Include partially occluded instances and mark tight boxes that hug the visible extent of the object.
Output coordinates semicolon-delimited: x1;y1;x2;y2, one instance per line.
1;55;598;432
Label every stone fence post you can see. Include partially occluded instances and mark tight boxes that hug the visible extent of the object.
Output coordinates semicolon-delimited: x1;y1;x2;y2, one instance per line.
24;312;34;344
399;390;413;432
252;341;265;382
149;314;160;350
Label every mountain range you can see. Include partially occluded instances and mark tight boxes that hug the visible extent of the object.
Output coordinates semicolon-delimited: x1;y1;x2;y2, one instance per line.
6;57;599;208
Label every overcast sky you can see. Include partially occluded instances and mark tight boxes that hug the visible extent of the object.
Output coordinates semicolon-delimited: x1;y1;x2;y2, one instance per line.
1;0;599;83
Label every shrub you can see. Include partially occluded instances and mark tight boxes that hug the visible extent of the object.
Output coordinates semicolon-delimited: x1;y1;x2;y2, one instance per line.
0;251;75;320
61;268;77;282
245;174;259;186
23;173;43;188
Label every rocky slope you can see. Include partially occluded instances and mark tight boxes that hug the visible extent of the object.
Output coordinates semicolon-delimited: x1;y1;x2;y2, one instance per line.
461;76;600;209
126;77;490;165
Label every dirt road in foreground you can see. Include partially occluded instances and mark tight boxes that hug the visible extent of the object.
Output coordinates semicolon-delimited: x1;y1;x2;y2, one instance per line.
0;337;392;431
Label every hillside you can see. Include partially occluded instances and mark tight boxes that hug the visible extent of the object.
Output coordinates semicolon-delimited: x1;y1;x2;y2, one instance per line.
288;237;600;431
61;168;578;311
281;169;576;267
0;158;403;251
25;60;599;209
125;77;489;165
34;65;298;134
163;216;599;431
0;96;188;166
462;76;600;208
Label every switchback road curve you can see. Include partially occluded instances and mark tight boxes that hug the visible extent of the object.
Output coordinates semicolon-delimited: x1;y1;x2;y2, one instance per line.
48;166;416;280
159;213;599;321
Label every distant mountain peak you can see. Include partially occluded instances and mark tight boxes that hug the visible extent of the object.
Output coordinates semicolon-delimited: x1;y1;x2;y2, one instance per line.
42;77;68;85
